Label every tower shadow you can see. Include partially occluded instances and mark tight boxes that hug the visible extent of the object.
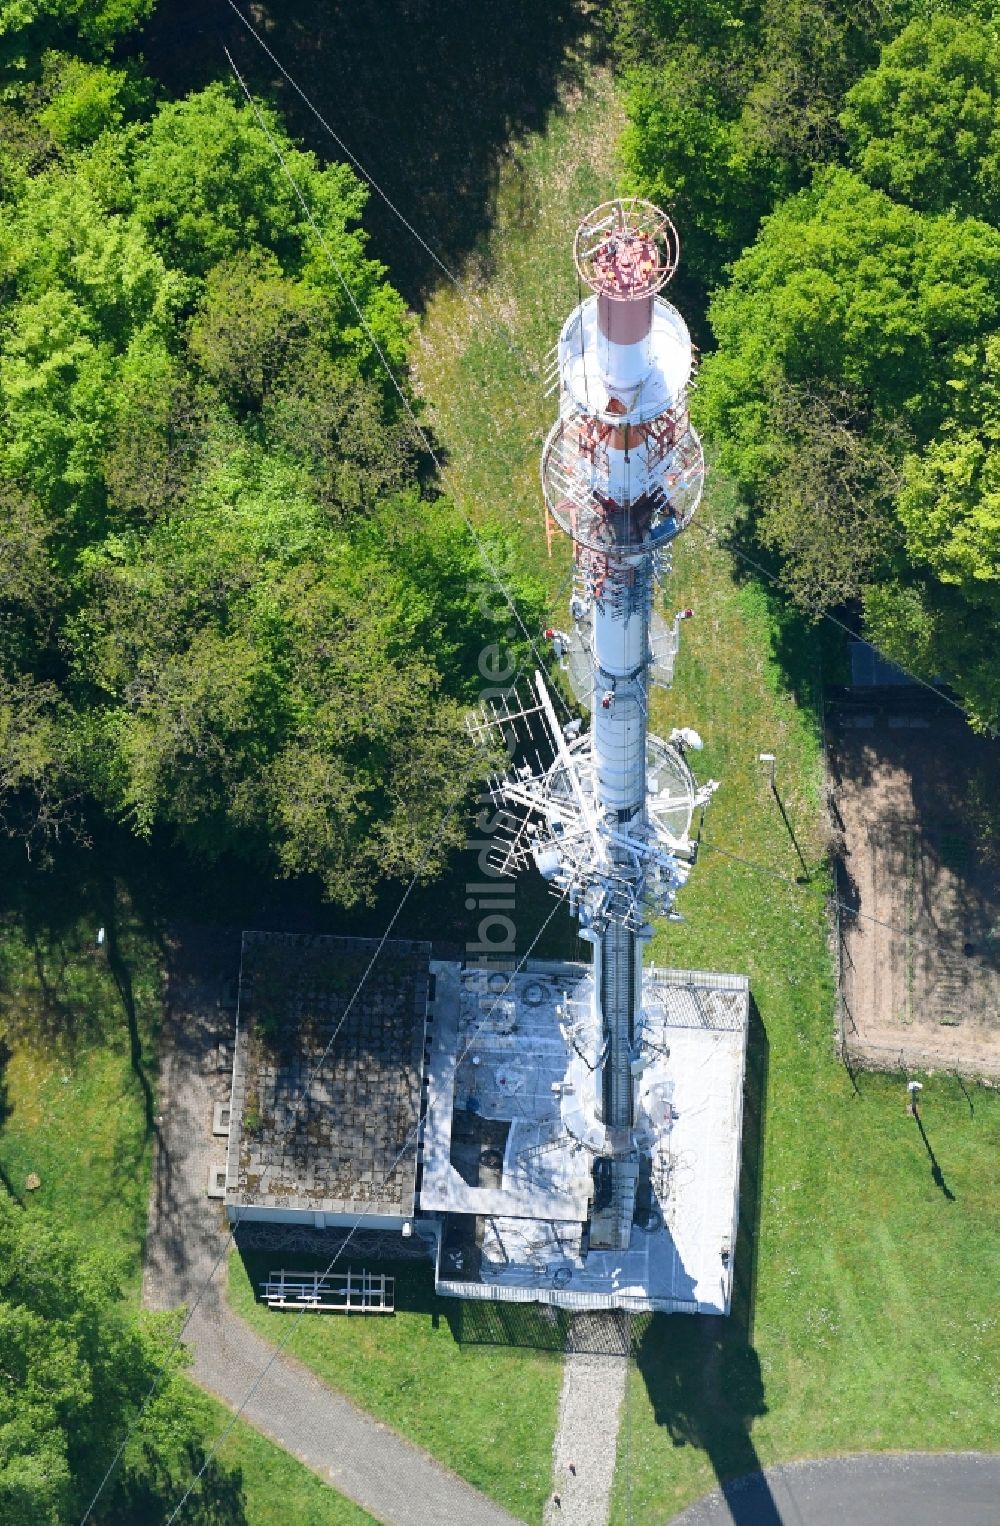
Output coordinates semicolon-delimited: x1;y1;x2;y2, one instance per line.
633;999;784;1524
141;0;590;306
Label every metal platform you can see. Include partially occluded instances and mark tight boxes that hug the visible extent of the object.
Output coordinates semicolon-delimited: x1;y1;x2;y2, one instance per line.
260;1267;395;1314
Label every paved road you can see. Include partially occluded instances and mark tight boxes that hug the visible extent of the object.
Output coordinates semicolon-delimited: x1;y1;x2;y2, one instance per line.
669;1453;1000;1526
184;1302;521;1525
143;926;521;1526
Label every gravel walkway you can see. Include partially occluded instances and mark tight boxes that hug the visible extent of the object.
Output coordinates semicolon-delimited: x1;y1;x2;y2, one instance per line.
142;925;521;1526
543;1344;628;1526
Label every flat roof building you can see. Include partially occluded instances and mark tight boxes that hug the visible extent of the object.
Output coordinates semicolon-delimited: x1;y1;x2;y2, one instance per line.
423;961;748;1315
224;935;748;1315
225;933;430;1229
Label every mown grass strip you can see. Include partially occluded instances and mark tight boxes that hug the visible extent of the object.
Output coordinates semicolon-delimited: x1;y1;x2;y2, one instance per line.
183;1381;378;1525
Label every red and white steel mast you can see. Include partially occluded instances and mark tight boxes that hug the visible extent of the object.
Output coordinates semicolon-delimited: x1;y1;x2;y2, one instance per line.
477;199;714;1251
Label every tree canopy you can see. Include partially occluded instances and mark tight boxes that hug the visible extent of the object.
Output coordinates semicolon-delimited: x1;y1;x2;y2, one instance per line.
0;71;540;893
617;0;894;286
0;0;151;80
698;169;1000;469
842;15;1000;222
695;168;1000;723
0;1190;246;1524
618;0;1000;726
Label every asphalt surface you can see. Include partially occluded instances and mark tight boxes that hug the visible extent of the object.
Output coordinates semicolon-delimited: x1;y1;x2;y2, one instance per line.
669;1453;1000;1526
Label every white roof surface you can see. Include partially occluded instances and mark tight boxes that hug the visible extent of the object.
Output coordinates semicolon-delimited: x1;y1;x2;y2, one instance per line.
423;960;748;1314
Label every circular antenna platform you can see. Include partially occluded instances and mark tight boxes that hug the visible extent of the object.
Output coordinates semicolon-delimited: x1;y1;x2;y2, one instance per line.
542;734;698;848
573;198;679;300
541;416;705;558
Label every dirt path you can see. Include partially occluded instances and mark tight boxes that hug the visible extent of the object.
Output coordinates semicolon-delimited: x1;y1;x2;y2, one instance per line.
829;703;1000;1075
142;926;521;1526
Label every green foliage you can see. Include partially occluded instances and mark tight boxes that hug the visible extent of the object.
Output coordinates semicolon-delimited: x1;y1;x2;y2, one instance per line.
0;53;146;193
747;383;904;609
735;0;876;167
261;355;417;515
697;169;1000;722
0;0;152;77
133;84;345;278
0;862;373;1521
897;335;1000;590
860;334;1000;726
617;0;1000;726
132;83;411;373
699;169;1000;471
37;53;144;149
842;15;1000;222
0;65;530;900
188;250;418;510
0;673;71;846
0;483;54;650
65;445;519;901
604;0;761;74
617;0;894;287
101;345;209;522
622;51;786;285
617;0;998;292
0;1189;242;1524
188;250;331;416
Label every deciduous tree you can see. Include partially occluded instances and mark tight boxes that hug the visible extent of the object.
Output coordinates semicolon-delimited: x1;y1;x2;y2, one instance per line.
0;1190;244;1524
842;15;1000;222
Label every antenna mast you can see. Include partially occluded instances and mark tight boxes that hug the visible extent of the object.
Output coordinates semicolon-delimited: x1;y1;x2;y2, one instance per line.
478;198;716;1249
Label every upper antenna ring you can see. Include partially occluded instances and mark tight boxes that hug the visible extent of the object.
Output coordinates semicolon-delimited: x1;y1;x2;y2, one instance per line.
573;197;679;300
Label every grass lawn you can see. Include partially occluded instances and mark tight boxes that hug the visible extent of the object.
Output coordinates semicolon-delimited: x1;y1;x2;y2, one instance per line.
0;846;387;1523
183;1381;377;1525
612;495;1000;1521
229;1252;563;1523
411;50;1000;1526
0;850;162;1289
412;61;623;611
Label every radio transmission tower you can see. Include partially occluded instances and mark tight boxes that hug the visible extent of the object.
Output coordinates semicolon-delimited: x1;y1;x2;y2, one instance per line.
471;199;723;1251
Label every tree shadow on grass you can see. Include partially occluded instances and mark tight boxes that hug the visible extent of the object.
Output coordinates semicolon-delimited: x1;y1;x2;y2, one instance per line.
140;0;591;307
114;1445;248;1526
702;478;848;721
0;1037;17;1200
0;828;161;1045
100;883;158;1137
0;836;110;1052
633;998;783;1523
0;828;169;1140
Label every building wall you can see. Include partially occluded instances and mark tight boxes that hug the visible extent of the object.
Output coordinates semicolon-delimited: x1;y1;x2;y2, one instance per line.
225;1203;411;1231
